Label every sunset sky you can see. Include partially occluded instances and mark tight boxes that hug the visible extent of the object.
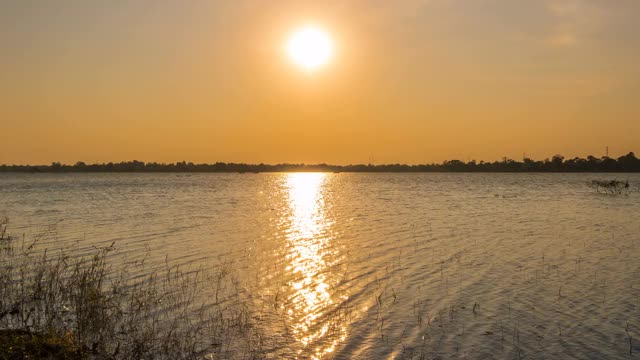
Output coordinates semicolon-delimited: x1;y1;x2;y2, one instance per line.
2;1;639;165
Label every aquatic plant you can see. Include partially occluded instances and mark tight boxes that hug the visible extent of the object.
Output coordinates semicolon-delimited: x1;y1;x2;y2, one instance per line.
589;179;630;194
0;218;261;359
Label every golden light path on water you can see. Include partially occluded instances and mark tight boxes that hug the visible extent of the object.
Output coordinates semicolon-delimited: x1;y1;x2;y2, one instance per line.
284;173;346;359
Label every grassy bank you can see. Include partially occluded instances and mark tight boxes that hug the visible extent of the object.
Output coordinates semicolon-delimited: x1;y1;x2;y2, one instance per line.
0;217;261;359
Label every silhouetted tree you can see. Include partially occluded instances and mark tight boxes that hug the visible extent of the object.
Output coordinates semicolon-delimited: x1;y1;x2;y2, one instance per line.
1;153;639;173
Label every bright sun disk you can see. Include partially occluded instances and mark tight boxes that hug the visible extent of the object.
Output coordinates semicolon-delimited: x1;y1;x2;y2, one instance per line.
287;26;333;70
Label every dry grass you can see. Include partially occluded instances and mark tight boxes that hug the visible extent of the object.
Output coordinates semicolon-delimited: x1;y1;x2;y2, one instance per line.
0;217;262;359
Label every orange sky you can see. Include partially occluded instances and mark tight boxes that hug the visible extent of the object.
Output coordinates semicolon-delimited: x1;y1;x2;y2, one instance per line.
1;1;639;165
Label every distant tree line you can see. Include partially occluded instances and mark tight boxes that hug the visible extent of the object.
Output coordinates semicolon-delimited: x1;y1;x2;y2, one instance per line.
1;153;640;173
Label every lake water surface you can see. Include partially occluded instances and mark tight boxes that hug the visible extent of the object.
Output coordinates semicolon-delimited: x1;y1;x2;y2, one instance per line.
1;173;639;359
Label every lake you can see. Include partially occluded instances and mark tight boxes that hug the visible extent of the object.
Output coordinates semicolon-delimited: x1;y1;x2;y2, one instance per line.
1;173;639;359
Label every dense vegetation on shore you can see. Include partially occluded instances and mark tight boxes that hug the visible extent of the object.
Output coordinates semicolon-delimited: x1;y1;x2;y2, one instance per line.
2;152;640;173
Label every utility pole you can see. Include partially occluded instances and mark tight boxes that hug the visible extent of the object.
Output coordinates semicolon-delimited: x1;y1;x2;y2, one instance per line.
606;146;609;158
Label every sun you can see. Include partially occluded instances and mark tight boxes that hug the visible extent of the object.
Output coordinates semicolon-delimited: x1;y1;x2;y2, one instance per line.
286;26;334;70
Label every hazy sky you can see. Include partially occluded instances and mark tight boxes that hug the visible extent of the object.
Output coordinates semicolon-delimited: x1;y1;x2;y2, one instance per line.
2;0;639;165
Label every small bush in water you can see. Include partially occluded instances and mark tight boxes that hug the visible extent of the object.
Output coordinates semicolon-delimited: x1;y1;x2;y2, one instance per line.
589;180;630;194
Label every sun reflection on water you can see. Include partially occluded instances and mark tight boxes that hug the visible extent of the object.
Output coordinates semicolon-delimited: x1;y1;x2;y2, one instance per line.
284;173;346;358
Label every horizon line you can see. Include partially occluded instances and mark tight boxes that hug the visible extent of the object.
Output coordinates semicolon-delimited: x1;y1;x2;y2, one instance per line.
1;151;637;168
1;152;639;173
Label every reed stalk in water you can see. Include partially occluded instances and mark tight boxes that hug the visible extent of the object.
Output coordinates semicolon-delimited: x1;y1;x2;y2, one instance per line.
0;217;261;359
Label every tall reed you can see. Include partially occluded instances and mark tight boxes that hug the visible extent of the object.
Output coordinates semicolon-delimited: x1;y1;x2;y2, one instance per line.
0;217;261;359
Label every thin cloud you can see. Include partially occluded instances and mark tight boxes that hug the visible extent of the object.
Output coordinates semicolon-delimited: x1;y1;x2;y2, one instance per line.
545;0;601;47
